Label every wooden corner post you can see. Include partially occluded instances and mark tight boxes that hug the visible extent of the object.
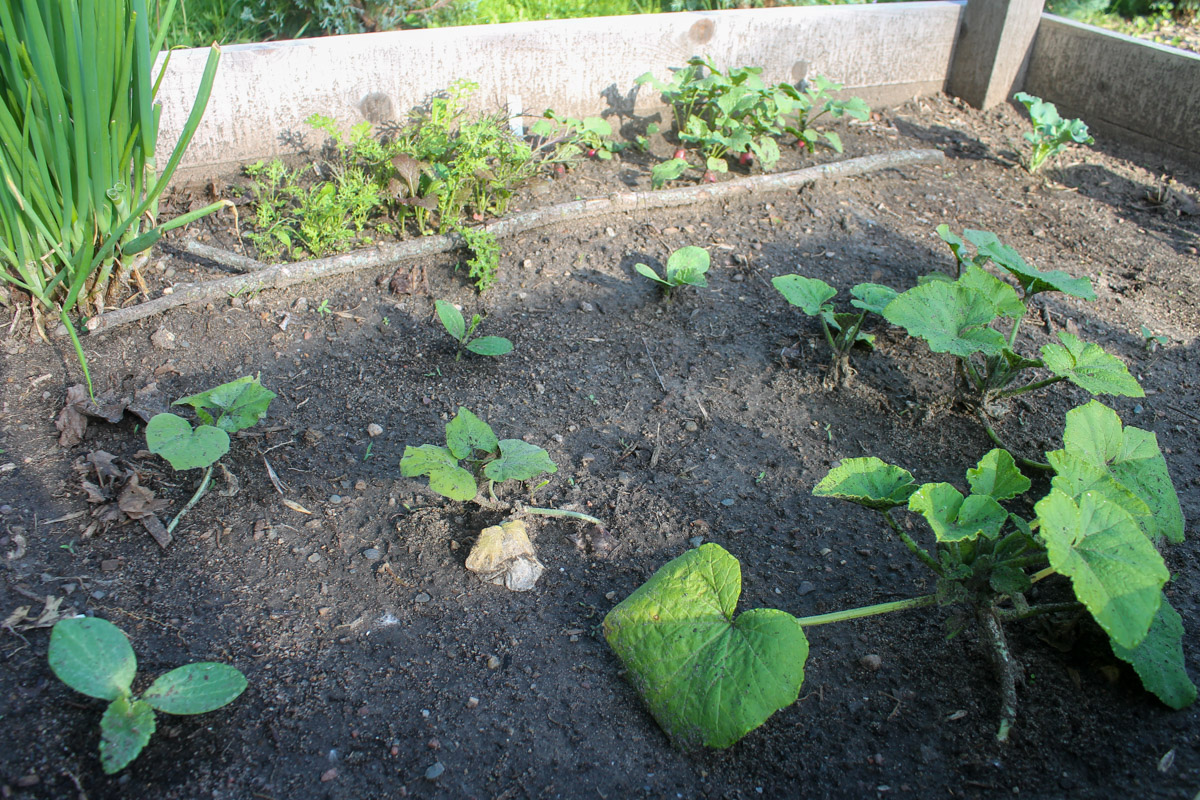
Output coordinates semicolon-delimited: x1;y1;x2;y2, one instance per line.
947;0;1045;109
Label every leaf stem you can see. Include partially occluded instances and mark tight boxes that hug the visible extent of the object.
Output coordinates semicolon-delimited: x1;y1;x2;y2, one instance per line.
882;510;943;577
1030;566;1057;584
166;464;214;535
976;411;1052;472
795;594;937;627
994;375;1063;400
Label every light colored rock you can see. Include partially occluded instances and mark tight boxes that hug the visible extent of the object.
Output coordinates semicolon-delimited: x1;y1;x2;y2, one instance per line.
465;519;544;592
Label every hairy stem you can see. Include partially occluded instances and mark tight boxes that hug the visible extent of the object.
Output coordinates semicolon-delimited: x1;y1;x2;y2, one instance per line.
882;510;943;577
978;605;1021;742
994;375;1064;400
977;411;1052;471
167;465;214;535
795;594;937;627
1007;313;1024;350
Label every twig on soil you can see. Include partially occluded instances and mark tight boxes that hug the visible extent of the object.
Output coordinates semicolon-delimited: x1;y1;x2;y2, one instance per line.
641;336;668;393
182;239;267;273
78;149;946;336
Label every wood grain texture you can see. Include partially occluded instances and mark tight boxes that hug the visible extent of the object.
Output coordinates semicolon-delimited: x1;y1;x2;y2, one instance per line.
155;4;964;180
1023;15;1200;167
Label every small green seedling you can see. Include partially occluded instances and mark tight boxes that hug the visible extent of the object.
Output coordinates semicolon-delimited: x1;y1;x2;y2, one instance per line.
1013;92;1094;173
401;407;556;502
531;111;623;160
1141;325;1168;353
635;246;710;299
316;298;331;317
434;300;512;360
772;274;896;387
146;376;275;532
48;617;246;774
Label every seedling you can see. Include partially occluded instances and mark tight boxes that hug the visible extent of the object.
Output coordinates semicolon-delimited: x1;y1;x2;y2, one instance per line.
434;299;513;360
316;298;331;317
1141;325;1168;352
146;376;276;532
1013;92;1094;173
883;227;1141;463
530;111;623;160
605;401;1191;749
635;246;710;299
772;274;896;387
48;617;246;774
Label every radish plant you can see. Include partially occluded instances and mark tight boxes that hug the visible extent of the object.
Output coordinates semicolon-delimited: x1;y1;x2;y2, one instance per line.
634;246;710;299
604;401;1192;748
1013;92;1094;173
530;111;622;160
434;300;512;360
772;274;896;387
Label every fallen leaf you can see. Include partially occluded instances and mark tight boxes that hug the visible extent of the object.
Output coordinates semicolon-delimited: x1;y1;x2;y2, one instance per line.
142;516;172;550
281;498;312;515
56;385;90;447
117;474;169;520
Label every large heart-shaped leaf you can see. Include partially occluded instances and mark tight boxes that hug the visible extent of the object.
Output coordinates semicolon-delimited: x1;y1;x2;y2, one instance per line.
603;544;808;749
813;457;917;510
483;439;557;483
773;274;836;317
665;246;710;287
883;281;1007;358
1109;597;1197;710
146;413;230;471
908;483;1007;542
444;408;499;460
174;376;276;433
964;230;1095;299
957;265;1025;320
1053;401;1183;544
143;663;247;715
966;449;1030;501
1048;450;1155;542
399;444;477;502
100;696;156;774
49;618;136;701
1040;332;1143;397
1034;490;1167;650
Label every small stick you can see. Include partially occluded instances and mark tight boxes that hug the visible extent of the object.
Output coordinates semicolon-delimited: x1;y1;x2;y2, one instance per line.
642;336;667;393
182;239;268;273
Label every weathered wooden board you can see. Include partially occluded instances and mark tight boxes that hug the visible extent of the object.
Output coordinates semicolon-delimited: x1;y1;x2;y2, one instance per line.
156;3;965;180
1023;15;1200;167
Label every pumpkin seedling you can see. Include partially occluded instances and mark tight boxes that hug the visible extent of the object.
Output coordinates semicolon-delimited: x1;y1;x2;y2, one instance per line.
146;376;276;533
434;300;512;360
635;246;710;299
1013;92;1094;173
48;617;246;774
772;274;896;387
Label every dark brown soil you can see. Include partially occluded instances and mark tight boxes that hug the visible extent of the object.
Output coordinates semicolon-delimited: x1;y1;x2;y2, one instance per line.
2;94;1199;800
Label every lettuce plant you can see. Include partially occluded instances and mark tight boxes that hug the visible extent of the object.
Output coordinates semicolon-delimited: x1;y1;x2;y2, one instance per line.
772;274;896;387
434;300;512;360
634;246;710;299
605;401;1192;748
883;227;1141;461
1013;92;1094;173
48;617;246;774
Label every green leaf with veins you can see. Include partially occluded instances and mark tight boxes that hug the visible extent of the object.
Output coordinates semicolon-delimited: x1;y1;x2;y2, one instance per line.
937;224;968;265
49;618;137;702
957;265;1025;320
603;543;807;749
882;281;1007;358
1048;450;1155;542
143;663;248;715
849;283;898;316
435;299;466;341
399;444;477;502
1035;490;1167;650
1053;401;1183;544
635;262;669;286
812;457;917;510
146;413;230;472
664;246;710;287
174;376;276;433
1040;332;1144;397
964;230;1095;299
1109;597;1197;709
100;696;157;774
464;336;513;356
444;407;499;460
826;312;874;348
773;274;836;316
483;439;557;483
908;483;1007;542
966;449;1030;501
1000;348;1043;373
989;563;1032;595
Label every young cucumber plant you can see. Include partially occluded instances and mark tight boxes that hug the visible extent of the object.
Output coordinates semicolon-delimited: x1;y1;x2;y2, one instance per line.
635;246;710;299
434;300;512;360
772;275;897;387
605;401;1191;749
883;227;1142;463
48;617;246;774
145;376;275;532
1013;92;1094;173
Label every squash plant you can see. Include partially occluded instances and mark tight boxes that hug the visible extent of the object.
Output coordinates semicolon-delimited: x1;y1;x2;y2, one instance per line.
604;401;1192;747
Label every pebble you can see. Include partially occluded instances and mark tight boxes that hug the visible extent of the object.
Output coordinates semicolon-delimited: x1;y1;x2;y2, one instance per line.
798;581;816;596
367;423;383;437
685;421;699;433
466;696;480;709
1133;404;1144;414
605;591;617;601
320;768;338;782
330;494;343;504
605;227;616;237
150;328;176;350
579;301;595;313
721;498;735;506
308;553;322;563
363;548;382;561
414;592;431;604
689;536;705;547
0;504;11;514
860;653;883;671
486;655;501;669
425;762;445;780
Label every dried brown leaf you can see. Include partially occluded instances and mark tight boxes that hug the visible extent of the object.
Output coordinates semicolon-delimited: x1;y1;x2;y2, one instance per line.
117;474;169;520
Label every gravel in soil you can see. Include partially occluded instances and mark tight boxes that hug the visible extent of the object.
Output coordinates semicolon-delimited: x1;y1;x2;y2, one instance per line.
2;95;1199;799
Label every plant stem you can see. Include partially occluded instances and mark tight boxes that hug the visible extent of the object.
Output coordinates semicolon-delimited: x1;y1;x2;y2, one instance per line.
166;465;214;535
977;411;1052;471
996;601;1082;622
994;375;1063;400
882;510;943;577
1007;313;1024;350
978;606;1020;743
523;506;606;527
795;594;937;627
1030;566;1057;584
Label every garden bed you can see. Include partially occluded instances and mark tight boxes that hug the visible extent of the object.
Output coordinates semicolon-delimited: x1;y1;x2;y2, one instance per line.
2;94;1199;799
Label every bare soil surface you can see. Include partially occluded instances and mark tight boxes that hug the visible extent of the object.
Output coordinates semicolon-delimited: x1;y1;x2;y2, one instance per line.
2;94;1199;800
